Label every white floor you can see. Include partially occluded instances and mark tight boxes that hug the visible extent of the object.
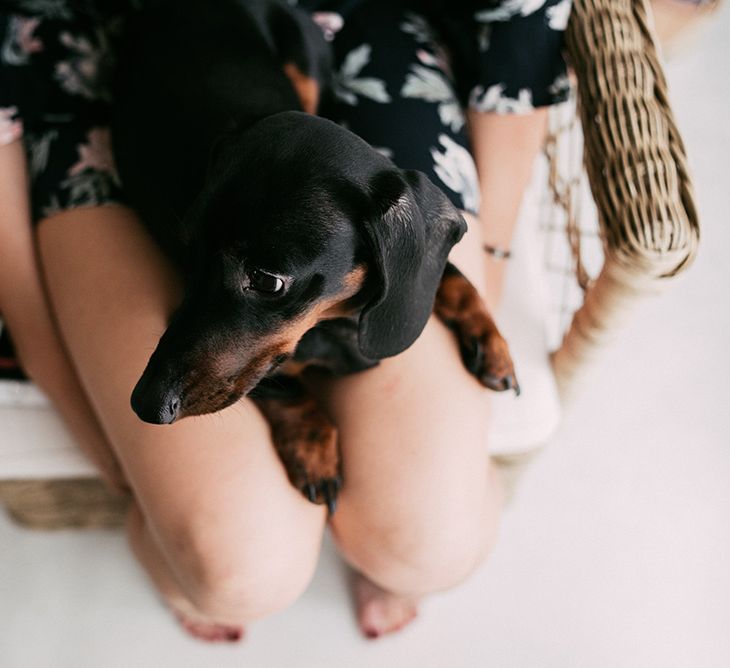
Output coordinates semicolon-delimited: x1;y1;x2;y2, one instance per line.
2;9;730;668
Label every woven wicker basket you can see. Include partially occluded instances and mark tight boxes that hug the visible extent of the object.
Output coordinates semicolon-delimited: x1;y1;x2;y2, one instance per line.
0;478;129;529
0;0;702;530
551;0;700;399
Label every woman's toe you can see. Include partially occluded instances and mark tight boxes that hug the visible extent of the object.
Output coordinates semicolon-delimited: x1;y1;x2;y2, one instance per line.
352;572;419;639
167;597;245;643
174;611;244;642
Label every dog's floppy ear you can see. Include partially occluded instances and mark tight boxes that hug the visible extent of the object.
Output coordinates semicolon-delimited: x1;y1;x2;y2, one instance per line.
358;169;467;359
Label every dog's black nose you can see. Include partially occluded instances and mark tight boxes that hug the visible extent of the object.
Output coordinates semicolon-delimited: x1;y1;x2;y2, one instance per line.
131;380;182;425
159;395;181;424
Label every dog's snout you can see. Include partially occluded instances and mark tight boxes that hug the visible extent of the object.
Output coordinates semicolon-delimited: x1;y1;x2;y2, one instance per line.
131;377;183;425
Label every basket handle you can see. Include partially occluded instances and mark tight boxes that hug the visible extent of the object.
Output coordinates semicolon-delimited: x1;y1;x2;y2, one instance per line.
553;0;700;401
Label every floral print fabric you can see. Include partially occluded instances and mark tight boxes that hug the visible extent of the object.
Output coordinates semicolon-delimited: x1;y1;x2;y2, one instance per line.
307;0;570;212
0;2;125;221
0;0;570;220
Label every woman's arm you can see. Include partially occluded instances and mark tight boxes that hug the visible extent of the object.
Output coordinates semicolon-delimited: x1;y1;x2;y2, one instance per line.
0;139;128;493
468;109;548;310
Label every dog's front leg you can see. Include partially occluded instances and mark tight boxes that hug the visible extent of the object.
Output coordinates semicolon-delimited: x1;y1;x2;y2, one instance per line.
254;383;341;515
434;262;520;395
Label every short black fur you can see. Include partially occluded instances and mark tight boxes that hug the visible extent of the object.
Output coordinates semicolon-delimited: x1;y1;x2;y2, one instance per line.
112;0;467;423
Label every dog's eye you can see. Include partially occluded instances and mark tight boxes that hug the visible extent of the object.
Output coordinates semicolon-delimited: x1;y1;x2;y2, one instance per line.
249;269;285;293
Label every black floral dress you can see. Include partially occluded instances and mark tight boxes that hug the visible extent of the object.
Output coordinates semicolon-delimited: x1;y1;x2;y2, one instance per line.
0;0;571;220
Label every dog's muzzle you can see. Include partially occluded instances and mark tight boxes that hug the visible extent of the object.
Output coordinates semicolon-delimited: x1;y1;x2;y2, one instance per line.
131;376;183;425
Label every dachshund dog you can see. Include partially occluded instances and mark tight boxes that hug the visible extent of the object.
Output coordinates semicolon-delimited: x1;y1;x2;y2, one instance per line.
112;0;517;513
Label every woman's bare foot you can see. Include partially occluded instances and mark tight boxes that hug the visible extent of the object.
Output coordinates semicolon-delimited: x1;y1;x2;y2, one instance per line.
351;572;419;639
168;596;245;643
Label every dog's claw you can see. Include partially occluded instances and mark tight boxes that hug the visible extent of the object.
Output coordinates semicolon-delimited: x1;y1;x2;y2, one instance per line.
323;490;336;516
322;477;340;516
299;476;341;515
506;375;521;396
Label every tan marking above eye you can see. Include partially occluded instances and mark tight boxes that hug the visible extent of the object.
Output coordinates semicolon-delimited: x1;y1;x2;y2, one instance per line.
343;264;367;292
320;264;367;319
282;62;320;115
260;264;368;355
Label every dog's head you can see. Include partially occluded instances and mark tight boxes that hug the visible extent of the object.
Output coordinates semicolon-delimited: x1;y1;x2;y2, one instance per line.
131;112;466;423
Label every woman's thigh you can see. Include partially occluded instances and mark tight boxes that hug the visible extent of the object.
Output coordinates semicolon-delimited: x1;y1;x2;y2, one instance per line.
35;205;326;607
317;5;500;595
319;307;500;596
315;208;499;596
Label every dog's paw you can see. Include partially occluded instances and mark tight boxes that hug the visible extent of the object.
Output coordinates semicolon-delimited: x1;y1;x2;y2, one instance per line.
434;265;519;396
284;417;341;514
460;330;520;396
261;397;343;515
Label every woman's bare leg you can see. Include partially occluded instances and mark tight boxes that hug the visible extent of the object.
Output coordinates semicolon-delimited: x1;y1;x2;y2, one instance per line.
30;174;528;640
347;112;551;633
347;111;552;639
0;141;126;491
36;205;326;639
322;318;504;636
336;113;549;636
307;208;502;637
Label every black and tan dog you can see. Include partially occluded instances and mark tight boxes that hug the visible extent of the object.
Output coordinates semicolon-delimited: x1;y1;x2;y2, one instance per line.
112;0;517;513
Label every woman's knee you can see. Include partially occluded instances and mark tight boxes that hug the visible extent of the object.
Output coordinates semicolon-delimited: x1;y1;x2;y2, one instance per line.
331;462;502;597
185;535;319;622
333;504;497;596
129;489;324;622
